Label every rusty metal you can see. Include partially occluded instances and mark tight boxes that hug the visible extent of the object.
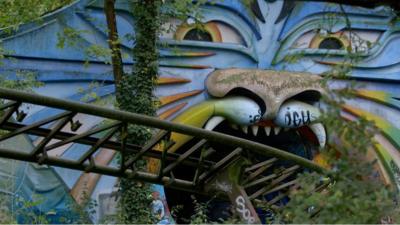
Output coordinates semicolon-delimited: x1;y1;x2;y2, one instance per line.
205;158;262;224
0;88;330;222
0;88;328;173
249;165;301;200
245;158;277;172
124;130;170;169
198;147;243;183
244;162;275;183
162;139;207;176
31;112;75;157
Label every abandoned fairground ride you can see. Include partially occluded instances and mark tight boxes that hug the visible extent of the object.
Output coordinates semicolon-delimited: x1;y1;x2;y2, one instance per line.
0;0;399;223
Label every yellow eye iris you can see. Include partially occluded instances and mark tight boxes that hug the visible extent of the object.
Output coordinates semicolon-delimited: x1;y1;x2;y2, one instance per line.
309;31;351;50
174;22;222;42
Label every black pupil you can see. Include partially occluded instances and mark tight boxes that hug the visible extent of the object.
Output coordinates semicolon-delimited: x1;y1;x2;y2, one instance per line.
318;37;344;50
183;28;212;42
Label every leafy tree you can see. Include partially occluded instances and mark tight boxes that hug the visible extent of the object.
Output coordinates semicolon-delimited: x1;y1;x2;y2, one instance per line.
276;26;400;223
103;0;208;223
277;87;400;223
0;0;72;31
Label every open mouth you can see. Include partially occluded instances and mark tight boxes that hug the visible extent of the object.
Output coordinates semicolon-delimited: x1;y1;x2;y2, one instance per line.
204;116;325;160
164;69;327;222
200;98;327;180
165;97;327;222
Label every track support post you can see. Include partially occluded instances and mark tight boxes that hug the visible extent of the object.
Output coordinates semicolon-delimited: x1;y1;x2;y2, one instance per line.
204;158;261;224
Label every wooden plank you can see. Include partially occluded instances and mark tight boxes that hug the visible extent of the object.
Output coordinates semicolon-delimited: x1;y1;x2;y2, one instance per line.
162;139;207;176
124;130;170;168
244;162;275;183
266;192;288;206
245;158;277;172
198;147;242;182
262;179;298;196
249;165;300;200
244;174;277;189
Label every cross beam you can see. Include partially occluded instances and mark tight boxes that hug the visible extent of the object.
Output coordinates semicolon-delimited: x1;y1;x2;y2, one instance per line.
0;88;329;222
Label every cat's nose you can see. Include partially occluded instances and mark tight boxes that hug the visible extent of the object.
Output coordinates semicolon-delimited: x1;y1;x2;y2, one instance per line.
206;68;325;119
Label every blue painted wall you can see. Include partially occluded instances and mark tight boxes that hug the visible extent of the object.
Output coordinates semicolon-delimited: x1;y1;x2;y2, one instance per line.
0;0;399;222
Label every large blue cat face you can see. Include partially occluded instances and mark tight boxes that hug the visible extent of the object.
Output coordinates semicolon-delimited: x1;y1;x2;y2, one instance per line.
159;1;398;75
151;1;400;219
156;0;399;172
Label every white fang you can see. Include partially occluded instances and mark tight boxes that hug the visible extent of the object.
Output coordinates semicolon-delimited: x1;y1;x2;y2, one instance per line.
251;126;259;136
308;123;326;148
264;126;271;136
204;116;225;130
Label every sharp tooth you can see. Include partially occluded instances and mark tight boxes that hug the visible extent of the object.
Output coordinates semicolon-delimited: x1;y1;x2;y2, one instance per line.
251;126;259;136
264;126;271;136
308;123;326;148
241;125;248;134
204;116;225;130
274;127;281;135
230;124;239;130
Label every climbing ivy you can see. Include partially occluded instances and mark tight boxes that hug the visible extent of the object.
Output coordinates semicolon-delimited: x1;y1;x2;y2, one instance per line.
114;1;218;223
116;0;161;223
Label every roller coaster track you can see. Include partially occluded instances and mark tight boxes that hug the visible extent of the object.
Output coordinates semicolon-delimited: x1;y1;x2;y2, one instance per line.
0;88;328;223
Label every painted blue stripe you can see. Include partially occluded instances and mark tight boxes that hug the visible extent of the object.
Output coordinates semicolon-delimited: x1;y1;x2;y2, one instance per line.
2;70;114;83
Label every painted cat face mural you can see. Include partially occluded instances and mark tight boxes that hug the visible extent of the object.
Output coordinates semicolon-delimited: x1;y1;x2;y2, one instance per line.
1;0;400;222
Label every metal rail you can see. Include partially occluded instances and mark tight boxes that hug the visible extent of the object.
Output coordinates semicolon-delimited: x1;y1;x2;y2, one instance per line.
0;87;329;223
0;88;326;173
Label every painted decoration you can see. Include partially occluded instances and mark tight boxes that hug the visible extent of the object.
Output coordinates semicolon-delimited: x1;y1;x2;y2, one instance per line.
0;0;400;223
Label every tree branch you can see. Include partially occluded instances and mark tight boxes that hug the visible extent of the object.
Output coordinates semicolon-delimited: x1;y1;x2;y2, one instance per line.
104;0;124;87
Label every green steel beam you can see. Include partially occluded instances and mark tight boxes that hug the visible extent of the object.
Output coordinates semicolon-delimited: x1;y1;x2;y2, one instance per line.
0;146;197;193
0;87;328;174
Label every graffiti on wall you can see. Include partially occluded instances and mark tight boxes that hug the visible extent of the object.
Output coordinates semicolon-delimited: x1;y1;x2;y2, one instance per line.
0;0;399;222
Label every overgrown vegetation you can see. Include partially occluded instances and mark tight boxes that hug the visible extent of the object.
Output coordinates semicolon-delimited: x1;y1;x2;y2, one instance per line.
114;0;161;223
0;0;73;31
273;9;400;222
275;79;400;223
0;0;400;224
113;0;215;223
